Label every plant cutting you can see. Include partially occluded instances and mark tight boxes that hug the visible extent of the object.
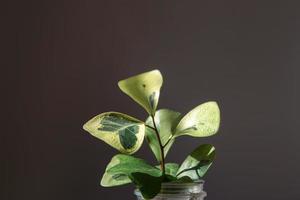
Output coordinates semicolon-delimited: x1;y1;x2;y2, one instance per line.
83;69;221;199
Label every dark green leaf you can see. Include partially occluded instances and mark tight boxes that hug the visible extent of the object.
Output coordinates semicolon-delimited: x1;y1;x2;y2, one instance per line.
119;125;138;149
130;172;163;199
173;176;194;183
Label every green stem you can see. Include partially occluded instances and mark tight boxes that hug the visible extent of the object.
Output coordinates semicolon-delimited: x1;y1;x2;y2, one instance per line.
151;115;166;175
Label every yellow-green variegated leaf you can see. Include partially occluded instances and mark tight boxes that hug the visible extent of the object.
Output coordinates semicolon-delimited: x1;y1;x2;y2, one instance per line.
101;154;162;187
174;101;220;138
145;109;181;162
118;70;163;115
83;112;145;154
101;154;132;187
176;144;215;180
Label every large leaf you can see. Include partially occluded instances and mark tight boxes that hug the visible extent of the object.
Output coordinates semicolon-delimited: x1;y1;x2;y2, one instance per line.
176;144;216;180
130;172;163;199
118;69;163;115
145;109;181;162
175;101;220;137
83;112;145;154
101;154;132;187
101;154;162;187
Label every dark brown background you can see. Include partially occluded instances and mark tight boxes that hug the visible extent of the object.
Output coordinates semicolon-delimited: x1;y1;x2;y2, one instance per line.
2;0;300;199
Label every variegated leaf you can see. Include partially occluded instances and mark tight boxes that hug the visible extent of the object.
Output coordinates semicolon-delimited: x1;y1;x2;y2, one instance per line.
177;144;215;180
101;154;162;187
83;112;145;154
118;69;163;115
175;101;220;138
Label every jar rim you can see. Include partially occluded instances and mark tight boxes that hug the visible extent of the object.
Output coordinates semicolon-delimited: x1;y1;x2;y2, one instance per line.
134;179;205;198
160;179;204;186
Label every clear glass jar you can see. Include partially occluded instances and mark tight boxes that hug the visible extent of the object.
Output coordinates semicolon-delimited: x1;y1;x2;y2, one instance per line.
134;180;207;200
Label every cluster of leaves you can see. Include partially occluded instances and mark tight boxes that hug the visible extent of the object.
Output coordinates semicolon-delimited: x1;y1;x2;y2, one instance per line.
83;70;220;199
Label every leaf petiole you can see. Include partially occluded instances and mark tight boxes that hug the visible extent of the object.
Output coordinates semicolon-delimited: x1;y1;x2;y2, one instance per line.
151;115;166;175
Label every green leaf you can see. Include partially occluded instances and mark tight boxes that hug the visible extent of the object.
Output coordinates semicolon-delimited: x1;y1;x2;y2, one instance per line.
174;101;220;138
101;154;162;187
83;112;145;154
101;154;132;187
176;144;216;180
145;109;181;162
118;69;163;115
130;172;163;199
164;163;180;177
173;176;194;183
155;163;179;177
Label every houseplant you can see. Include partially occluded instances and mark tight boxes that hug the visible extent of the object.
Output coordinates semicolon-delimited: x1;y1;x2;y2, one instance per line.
83;69;220;199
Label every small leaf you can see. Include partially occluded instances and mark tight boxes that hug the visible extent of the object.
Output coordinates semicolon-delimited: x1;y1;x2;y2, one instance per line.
155;163;179;177
130;172;163;199
145;109;181;162
118;70;163;115
165;163;180;177
101;154;162;187
175;101;220;138
176;144;216;180
83;112;145;154
174;176;194;183
164;174;177;182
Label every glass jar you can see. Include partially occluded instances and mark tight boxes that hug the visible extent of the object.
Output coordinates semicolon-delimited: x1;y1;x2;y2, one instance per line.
134;180;207;200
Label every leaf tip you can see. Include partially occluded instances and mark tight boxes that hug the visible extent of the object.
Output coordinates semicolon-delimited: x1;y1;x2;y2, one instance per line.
82;120;91;133
100;177;106;187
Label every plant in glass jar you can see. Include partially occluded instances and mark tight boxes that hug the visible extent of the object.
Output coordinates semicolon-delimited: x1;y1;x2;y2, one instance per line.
83;69;220;199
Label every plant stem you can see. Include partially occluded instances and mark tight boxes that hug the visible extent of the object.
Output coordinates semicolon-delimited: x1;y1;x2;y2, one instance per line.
151;115;166;175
